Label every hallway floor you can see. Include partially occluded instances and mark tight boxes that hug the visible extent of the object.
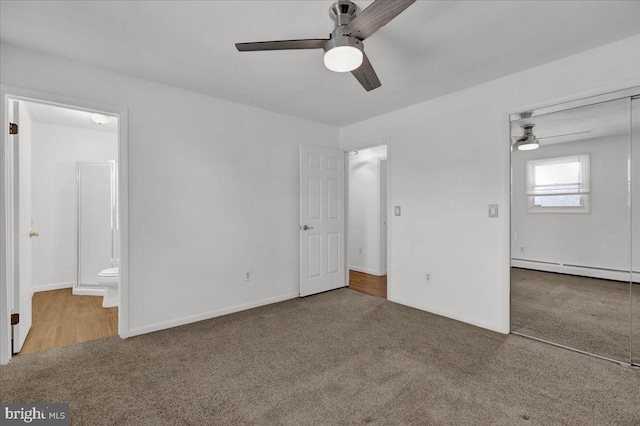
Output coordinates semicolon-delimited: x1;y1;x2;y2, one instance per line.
348;270;387;299
18;288;118;355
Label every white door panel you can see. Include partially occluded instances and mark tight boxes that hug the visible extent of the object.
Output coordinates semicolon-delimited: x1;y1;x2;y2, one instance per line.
13;100;33;353
300;145;345;297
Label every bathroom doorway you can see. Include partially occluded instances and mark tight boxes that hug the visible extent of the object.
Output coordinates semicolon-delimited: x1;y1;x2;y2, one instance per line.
1;88;129;364
347;144;388;299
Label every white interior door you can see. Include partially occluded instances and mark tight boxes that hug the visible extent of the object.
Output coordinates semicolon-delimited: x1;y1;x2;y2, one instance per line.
300;145;345;297
13;100;33;353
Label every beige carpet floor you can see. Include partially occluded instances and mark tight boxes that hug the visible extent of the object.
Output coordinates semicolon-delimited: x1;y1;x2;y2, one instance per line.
511;268;640;363
2;288;640;425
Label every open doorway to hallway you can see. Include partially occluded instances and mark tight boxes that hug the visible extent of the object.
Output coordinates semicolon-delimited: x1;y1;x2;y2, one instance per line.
347;145;388;298
9;99;120;356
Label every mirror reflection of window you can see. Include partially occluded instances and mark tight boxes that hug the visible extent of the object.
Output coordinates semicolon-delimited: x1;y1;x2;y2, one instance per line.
526;154;590;212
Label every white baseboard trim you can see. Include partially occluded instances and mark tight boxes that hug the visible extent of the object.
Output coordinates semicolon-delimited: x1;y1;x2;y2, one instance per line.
72;286;105;296
511;259;639;282
128;292;300;337
349;265;384;276
33;281;74;293
389;296;509;334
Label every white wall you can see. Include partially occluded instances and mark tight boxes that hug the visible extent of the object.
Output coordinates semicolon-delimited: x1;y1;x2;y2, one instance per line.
340;35;640;333
348;155;384;275
30;122;117;291
1;44;339;335
511;135;630;275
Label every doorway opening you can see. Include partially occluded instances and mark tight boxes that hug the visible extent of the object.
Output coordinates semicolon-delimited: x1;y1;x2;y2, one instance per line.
1;89;128;364
347;145;388;299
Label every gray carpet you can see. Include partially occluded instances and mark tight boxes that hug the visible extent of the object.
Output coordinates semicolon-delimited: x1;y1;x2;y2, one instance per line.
511;267;640;363
2;289;639;425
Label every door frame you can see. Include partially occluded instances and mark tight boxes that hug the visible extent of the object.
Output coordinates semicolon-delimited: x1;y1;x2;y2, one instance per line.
0;84;130;364
343;138;391;298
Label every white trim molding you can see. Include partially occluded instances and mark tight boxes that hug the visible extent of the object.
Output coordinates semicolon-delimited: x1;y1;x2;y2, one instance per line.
511;259;639;283
72;287;106;297
129;292;299;337
389;296;509;335
33;281;74;293
348;265;385;276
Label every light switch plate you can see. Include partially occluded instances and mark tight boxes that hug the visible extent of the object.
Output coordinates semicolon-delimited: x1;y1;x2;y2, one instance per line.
488;204;499;218
395;206;401;216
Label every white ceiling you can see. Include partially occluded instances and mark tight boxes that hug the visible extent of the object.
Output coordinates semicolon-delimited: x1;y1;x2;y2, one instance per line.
1;1;639;126
22;101;118;133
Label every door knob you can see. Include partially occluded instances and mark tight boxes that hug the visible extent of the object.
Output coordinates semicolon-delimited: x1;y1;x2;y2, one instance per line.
302;225;314;231
29;231;39;238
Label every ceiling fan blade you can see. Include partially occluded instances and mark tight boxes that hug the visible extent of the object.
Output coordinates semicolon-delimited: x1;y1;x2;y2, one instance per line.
343;0;416;40
537;130;591;139
351;52;381;91
235;39;329;52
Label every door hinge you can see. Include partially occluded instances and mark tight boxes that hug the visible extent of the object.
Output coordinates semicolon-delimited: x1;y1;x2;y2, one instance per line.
9;123;18;135
11;313;19;325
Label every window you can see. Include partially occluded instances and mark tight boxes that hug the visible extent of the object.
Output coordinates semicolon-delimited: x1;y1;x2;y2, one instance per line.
526;154;590;213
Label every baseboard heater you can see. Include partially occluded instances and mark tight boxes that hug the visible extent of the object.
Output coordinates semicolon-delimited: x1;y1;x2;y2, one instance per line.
511;258;640;283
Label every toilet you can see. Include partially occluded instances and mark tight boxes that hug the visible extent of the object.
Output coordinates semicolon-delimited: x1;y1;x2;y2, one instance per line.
97;267;119;308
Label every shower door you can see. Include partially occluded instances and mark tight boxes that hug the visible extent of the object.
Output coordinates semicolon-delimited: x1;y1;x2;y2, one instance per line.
76;161;116;288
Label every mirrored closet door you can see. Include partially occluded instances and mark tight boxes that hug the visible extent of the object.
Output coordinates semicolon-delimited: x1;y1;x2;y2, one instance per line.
632;96;640;366
510;89;639;365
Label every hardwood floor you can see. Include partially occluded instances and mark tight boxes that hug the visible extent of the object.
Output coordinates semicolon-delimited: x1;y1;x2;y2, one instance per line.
18;288;118;355
348;270;387;299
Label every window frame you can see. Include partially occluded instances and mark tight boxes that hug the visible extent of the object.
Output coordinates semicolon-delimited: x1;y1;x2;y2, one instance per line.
526;154;591;214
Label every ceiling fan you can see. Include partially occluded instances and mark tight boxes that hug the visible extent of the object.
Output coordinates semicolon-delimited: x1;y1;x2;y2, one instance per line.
235;0;416;91
512;124;592;151
512;124;539;151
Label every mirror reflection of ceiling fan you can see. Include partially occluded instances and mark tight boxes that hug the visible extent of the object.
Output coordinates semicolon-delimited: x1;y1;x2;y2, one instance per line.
235;0;416;91
511;124;591;151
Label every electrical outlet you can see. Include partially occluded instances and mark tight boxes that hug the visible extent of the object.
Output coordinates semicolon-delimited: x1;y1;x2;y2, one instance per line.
245;271;252;281
358;247;363;255
519;246;525;253
425;272;432;283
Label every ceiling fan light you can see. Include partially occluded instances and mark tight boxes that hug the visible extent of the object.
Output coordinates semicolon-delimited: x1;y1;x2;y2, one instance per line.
324;46;363;73
91;113;109;125
517;140;539;151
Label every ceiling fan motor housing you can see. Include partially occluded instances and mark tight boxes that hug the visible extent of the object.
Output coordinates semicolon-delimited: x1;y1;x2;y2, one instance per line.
521;124;535;136
324;29;363;53
326;1;363;53
329;0;358;26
